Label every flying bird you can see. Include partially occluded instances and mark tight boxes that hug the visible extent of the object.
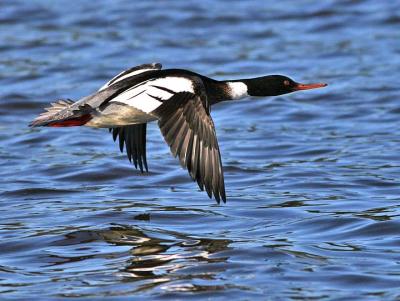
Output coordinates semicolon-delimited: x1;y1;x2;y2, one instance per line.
30;63;327;203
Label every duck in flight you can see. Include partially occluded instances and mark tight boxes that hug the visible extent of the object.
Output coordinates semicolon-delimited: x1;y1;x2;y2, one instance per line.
30;63;327;203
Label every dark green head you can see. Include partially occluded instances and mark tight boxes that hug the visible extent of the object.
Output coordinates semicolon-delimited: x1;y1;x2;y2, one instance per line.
243;75;327;97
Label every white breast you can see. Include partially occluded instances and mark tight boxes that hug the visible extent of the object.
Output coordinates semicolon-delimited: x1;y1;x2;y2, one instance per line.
109;77;194;113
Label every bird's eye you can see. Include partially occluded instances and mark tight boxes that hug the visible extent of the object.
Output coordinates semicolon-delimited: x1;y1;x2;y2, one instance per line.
283;80;290;86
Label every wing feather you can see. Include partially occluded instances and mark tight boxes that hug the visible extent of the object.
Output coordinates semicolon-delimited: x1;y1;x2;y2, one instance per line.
109;124;148;172
100;63;162;91
153;92;226;203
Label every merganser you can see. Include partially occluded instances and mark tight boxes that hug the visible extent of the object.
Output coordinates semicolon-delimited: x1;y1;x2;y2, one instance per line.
30;63;327;203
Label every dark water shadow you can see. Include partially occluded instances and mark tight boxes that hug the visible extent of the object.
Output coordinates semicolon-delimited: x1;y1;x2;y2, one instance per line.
48;224;234;295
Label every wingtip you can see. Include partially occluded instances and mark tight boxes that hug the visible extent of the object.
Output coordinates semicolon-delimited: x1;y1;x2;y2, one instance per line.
221;189;227;203
222;195;227;203
214;192;226;204
137;164;149;174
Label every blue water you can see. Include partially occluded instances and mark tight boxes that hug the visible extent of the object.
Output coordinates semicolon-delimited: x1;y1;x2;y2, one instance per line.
1;0;400;299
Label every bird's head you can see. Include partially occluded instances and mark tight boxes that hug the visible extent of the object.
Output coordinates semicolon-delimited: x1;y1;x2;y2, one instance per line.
244;75;327;97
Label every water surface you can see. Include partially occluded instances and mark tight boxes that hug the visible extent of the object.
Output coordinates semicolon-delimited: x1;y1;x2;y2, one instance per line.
1;0;400;299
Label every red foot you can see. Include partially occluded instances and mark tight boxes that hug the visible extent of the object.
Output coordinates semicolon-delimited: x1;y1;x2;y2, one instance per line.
48;114;92;127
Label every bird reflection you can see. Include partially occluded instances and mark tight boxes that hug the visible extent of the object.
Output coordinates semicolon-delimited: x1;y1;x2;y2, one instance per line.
103;226;231;280
50;224;231;291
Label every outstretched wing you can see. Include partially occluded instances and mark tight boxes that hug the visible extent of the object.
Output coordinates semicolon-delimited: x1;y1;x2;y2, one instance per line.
109;124;148;172
152;92;226;203
99;63;162;91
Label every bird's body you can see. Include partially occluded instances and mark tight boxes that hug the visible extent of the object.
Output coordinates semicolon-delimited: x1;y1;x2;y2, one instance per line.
30;63;327;203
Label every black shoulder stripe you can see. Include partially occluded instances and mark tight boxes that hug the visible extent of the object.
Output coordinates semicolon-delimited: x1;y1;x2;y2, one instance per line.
128;89;146;100
108;63;162;86
147;93;163;102
150;85;176;95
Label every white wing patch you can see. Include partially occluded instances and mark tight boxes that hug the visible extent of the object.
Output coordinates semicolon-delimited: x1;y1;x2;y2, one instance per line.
151;77;195;95
109;77;194;113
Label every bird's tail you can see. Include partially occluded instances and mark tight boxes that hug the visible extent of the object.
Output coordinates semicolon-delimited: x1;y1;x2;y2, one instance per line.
29;99;92;127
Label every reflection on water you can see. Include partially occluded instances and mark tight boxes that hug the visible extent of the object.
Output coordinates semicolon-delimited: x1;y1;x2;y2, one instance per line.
1;0;400;299
47;225;232;296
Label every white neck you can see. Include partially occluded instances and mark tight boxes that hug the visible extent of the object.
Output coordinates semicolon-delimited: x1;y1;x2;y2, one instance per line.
226;82;248;99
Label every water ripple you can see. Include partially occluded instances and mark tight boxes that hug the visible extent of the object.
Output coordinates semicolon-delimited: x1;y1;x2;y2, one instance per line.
1;0;400;299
